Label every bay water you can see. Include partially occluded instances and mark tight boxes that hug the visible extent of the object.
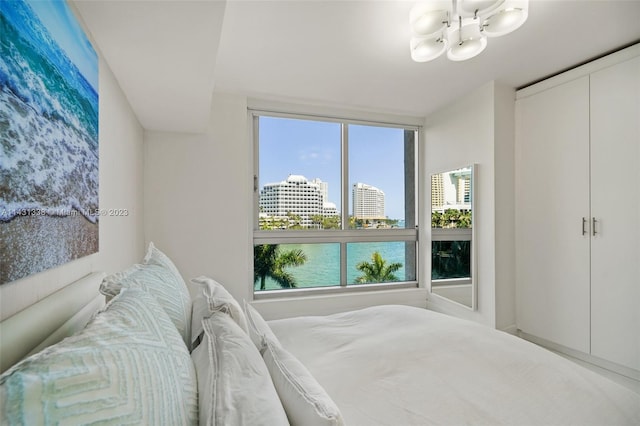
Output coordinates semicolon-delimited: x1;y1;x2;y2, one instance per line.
258;241;410;290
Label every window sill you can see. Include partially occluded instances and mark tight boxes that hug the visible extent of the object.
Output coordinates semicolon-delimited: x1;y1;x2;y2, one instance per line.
254;281;418;300
251;284;427;320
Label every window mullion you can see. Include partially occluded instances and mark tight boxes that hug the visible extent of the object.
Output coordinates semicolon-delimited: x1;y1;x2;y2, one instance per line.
341;123;349;230
340;242;347;287
341;123;349;286
252;114;260;231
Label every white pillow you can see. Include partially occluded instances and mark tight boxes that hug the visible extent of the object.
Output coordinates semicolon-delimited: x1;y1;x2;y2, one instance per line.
190;294;208;348
263;339;344;426
191;311;289;426
244;300;279;352
191;276;249;342
100;242;192;347
143;241;185;284
0;288;198;425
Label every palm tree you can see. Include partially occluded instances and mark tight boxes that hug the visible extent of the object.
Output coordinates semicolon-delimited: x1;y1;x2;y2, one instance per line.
443;208;460;228
254;244;307;290
432;211;443;228
286;212;303;229
354;251;402;284
311;214;324;229
322;215;340;230
457;210;472;228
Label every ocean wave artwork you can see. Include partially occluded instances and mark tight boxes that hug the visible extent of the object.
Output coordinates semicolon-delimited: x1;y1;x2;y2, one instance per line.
1;0;99;283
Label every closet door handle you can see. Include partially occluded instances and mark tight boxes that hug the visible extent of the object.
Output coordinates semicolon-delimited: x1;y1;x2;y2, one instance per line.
582;217;588;236
592;217;598;236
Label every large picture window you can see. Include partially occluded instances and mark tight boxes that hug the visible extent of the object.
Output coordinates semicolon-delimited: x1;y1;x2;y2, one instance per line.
252;112;418;295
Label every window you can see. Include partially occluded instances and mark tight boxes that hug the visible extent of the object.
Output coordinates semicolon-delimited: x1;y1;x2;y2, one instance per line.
252;112;418;295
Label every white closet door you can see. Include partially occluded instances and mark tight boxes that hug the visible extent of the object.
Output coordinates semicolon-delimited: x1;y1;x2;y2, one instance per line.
590;56;640;371
515;76;591;353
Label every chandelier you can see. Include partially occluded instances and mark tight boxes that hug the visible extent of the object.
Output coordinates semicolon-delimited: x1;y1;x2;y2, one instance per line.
409;0;528;62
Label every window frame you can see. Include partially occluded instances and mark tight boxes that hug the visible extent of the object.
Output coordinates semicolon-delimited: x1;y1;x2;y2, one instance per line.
250;109;420;298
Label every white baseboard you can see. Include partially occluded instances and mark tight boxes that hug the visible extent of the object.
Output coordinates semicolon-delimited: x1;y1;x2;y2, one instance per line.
518;330;640;382
500;324;518;335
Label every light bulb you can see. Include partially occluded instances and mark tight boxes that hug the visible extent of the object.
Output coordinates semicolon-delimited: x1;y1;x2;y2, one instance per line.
447;22;487;61
482;7;527;37
409;1;451;37
458;0;504;15
410;36;448;62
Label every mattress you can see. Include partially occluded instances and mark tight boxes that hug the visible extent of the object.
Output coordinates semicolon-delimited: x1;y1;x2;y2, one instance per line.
268;305;640;426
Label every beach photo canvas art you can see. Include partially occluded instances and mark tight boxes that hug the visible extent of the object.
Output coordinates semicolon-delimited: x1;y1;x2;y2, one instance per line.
0;0;99;283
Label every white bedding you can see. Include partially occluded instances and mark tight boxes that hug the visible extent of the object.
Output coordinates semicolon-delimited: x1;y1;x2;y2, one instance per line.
268;305;640;426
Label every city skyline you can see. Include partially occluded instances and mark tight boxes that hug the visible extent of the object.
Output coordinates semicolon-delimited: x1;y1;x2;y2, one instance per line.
259;174;388;225
258;116;408;219
260;174;384;218
431;167;472;212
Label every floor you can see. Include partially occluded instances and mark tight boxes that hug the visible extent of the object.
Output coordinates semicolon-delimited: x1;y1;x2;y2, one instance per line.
552;350;640;395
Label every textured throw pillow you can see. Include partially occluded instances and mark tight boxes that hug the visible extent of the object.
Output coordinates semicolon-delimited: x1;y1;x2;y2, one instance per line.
191;276;248;344
191;312;289;426
143;242;185;284
263;339;344;426
100;242;192;347
0;288;198;425
244;300;279;353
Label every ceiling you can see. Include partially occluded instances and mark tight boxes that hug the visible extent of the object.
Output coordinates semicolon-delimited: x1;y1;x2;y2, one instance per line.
73;0;640;133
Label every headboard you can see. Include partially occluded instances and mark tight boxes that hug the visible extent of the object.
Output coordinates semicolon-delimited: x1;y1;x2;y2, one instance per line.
0;271;106;373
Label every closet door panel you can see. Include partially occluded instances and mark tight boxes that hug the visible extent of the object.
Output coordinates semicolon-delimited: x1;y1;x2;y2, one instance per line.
590;56;640;371
515;77;591;353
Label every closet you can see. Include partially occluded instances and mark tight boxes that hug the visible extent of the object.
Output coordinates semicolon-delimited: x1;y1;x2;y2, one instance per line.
515;44;639;375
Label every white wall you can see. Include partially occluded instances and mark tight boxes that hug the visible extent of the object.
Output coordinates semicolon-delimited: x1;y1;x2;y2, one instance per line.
493;83;516;332
144;92;428;318
0;58;145;321
144;93;253;302
423;81;516;331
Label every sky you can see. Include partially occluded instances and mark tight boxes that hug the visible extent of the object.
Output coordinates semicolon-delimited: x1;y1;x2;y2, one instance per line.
258;116;410;220
28;0;98;91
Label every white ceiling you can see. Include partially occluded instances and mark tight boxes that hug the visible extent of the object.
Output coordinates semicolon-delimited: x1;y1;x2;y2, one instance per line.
73;0;640;133
73;0;227;133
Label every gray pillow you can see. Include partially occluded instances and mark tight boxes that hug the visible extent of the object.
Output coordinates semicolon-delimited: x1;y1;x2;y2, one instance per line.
101;242;192;347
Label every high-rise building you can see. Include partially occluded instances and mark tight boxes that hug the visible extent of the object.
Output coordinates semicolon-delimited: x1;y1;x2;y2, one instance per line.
352;183;385;220
431;174;444;209
310;178;339;218
431;168;471;212
310;178;328;201
259;175;337;228
323;202;338;217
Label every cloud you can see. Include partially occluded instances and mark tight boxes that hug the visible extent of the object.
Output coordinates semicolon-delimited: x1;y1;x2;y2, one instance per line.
299;147;333;163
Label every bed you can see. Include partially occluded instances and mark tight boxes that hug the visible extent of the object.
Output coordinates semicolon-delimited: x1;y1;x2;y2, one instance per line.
1;245;639;425
267;305;640;425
